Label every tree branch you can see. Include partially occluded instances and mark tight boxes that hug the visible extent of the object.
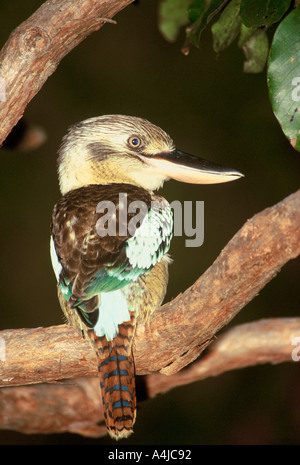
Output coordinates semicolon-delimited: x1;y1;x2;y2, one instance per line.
1;317;299;437
0;188;299;390
0;0;134;144
134;188;300;375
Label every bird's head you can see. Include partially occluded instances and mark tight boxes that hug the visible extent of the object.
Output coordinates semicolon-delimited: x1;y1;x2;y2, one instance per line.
58;114;243;194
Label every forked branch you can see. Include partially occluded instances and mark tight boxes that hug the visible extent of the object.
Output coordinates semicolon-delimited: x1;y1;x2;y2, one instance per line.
1;317;300;437
1;189;300;388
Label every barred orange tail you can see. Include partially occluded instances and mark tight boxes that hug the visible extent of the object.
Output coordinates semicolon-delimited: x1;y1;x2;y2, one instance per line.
93;314;136;440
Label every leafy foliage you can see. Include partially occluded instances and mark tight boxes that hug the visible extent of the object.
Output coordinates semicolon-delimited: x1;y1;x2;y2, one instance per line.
158;0;292;73
211;0;242;53
240;0;291;27
158;0;300;152
158;0;191;42
267;6;300;152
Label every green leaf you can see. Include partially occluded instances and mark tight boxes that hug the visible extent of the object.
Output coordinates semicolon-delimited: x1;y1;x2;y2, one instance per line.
188;0;209;23
240;0;291;28
241;28;269;73
267;6;300;151
158;0;192;42
238;23;256;47
183;0;227;54
211;0;242;53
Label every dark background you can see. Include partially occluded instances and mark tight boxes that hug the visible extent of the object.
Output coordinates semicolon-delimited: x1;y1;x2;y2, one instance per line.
0;0;299;445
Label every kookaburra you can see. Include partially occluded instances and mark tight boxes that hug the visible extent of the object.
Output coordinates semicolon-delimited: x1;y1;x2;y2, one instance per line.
50;115;243;440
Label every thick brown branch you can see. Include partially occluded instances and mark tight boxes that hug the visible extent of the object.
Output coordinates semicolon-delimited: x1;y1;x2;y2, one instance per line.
0;189;299;390
134;188;300;375
145;317;300;398
0;0;134;144
1;318;299;437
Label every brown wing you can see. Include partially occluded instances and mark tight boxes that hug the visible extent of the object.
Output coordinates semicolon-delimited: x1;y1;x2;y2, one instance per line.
51;183;152;310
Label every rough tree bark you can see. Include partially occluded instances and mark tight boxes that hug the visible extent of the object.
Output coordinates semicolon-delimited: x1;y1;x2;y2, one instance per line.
1;317;300;437
0;0;134;144
0;189;299;436
0;0;299;438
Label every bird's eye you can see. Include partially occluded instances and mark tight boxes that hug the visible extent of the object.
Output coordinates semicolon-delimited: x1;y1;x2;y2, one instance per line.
128;136;141;148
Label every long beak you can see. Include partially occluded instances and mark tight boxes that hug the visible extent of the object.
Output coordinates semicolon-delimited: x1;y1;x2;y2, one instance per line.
140;149;244;184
